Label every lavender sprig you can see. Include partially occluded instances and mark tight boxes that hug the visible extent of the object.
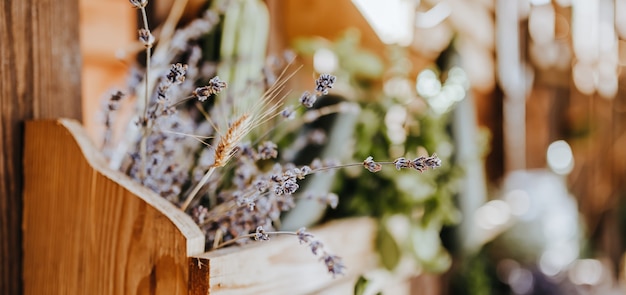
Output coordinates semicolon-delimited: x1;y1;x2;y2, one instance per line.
214;226;346;278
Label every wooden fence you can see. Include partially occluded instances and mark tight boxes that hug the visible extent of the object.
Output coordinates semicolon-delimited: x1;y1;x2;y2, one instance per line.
0;0;82;293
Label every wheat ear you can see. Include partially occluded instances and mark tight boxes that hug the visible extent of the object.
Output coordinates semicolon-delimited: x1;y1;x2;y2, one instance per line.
212;114;251;167
180;114;251;211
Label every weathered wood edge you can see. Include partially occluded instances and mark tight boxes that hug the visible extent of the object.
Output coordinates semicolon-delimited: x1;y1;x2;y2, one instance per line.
57;118;205;256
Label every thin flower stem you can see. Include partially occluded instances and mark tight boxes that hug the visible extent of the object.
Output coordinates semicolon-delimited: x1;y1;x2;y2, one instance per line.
156;0;188;49
170;95;196;108
181;166;217;211
139;6;152;180
161;129;213;146
309;162;395;174
214;231;297;249
138;6;151;122
194;102;223;138
140;7;149;33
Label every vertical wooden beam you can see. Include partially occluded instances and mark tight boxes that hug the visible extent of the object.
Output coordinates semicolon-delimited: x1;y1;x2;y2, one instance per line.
0;0;82;293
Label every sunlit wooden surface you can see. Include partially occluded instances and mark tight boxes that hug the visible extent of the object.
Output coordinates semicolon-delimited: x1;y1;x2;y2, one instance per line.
23;119;205;295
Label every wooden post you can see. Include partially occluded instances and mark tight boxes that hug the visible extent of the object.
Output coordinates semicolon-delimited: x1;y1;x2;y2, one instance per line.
0;0;82;293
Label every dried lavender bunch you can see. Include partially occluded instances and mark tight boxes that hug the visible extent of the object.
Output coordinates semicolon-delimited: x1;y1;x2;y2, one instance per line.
190;137;441;249
102;0;446;280
108;1;222;170
125;62;228;203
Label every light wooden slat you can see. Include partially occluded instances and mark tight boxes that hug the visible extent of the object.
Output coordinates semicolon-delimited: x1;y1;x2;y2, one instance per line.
189;217;379;295
23;119;204;295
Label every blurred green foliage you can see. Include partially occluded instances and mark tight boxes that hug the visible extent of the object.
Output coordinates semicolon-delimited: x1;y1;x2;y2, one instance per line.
293;29;464;273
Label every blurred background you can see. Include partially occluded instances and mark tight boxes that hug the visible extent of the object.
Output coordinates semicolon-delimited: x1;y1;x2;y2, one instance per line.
80;0;626;294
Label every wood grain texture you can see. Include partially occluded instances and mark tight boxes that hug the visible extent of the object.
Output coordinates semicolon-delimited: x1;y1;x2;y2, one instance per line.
23;120;204;295
1;0;82;293
189;217;380;295
23;120;416;294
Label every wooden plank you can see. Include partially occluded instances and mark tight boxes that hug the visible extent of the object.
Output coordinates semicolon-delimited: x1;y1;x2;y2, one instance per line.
23;119;205;295
189;217;379;295
0;0;82;293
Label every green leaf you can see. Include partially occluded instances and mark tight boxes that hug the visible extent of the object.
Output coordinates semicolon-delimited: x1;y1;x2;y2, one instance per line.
353;275;369;295
376;223;401;270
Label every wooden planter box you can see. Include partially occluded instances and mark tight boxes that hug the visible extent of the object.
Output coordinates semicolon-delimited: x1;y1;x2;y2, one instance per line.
23;119;410;294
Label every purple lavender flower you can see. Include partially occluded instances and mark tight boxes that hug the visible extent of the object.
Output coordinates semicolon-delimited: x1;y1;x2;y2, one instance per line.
363;156;382;173
321;254;346;277
423;153;442;169
166;63;188;84
296;227;314;244
257;141;278;160
393;157;411;170
309;240;324;255
315;74;337;95
281;106;296;119
254;226;270;241
193;76;227;101
299;91;317;108
138;28;154;47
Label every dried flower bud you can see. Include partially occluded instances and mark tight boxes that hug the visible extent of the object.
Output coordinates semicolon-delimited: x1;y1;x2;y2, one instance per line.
393;157;411;170
321;254;345;278
254;226;270;241
253;180;269;193
138;28;154;47
411;157;426;172
424;153;442;169
315;73;336;95
129;0;148;8
236;196;255;211
247;201;256;211
156;84;168;102
273;184;284;196
193;76;227;102
363;156;382;173
296;227;314;244
282;179;299;195
408;154;441;172
166;63;188;84
191;205;208;224
239;144;257;159
281;106;295;120
282;169;297;181
257;141;278;160
309;240;324;255
299;91;317;108
110;90;124;101
297;166;312;178
107;90;124;111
